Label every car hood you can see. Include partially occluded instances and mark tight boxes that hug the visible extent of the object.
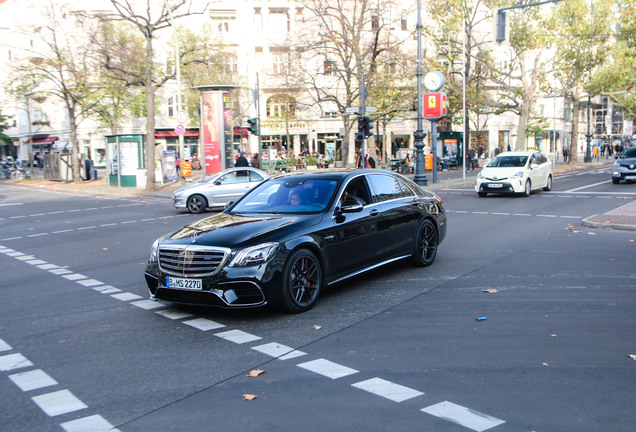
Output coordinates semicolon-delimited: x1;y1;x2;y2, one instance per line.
480;166;525;179
174;182;210;195
163;212;323;248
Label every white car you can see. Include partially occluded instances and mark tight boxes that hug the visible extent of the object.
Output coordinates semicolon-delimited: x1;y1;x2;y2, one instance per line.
173;167;269;213
475;151;553;197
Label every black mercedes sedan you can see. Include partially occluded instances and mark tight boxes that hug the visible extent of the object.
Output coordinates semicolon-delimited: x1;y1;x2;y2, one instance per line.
144;169;447;313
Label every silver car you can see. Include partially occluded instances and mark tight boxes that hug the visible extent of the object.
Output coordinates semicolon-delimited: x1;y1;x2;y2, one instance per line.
173;167;269;213
612;147;636;184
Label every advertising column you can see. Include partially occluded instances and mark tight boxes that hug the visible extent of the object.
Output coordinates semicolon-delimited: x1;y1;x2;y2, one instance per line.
201;91;222;174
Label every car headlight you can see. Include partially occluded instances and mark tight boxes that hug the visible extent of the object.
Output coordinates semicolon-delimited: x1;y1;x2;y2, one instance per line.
512;171;524;179
149;235;168;262
229;242;279;267
477;171;484;179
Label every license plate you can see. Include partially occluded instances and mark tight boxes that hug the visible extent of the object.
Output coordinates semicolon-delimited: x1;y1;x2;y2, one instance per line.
166;277;202;290
626;175;636;179
487;183;503;188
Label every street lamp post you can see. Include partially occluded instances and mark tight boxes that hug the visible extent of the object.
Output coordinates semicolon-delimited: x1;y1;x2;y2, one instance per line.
413;0;428;186
584;96;592;162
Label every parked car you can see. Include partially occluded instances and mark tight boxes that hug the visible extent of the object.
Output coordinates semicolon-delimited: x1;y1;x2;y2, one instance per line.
146;169;447;313
611;147;636;184
475;151;553;197
173;167;269;213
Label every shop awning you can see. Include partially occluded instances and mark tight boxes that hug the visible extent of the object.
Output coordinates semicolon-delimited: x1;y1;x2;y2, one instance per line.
25;136;59;144
155;129;199;138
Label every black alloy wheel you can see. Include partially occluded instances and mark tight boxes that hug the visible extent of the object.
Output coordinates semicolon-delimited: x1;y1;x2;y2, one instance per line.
412;219;438;267
279;248;322;313
186;194;208;214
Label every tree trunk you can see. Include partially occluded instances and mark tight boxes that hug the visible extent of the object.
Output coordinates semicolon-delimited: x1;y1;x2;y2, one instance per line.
69;104;82;183
144;36;156;191
515;103;529;151
569;89;581;165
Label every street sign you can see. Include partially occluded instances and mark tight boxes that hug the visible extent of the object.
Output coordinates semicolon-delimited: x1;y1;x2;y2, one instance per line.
177;110;188;124
175;124;186;135
346;107;360;114
365;107;377;113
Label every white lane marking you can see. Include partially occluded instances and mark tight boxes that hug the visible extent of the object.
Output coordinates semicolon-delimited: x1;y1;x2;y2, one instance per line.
215;329;262;344
9;369;58;391
422;401;505;432
49;268;73;275
536;214;558;218
155;309;194;320
6;251;24;257
0;353;34;371
252;342;306;360
0;203;23;206
352;377;424;402
94;285;121;294
52;229;74;234
26;259;47;265
513;213;532;216
61;415;120;432
131;300;164;310
297;358;359;379
37;264;59;270
31;389;88;417
111;292;142;302
0;339;12;352
15;255;35;261
62;273;87;281
182;318;225;331
565;180;611;192
27;233;49;238
76;279;103;287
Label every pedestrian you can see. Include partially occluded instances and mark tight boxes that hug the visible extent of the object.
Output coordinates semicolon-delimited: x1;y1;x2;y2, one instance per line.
592;144;599;160
355;151;375;168
466;150;472;172
562;145;569;163
175;155;180;176
235;151;249;167
251;153;260;169
469;147;476;171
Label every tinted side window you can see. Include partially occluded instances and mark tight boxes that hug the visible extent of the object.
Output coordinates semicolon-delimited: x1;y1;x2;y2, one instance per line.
397;178;415;197
368;174;403;203
250;172;265;182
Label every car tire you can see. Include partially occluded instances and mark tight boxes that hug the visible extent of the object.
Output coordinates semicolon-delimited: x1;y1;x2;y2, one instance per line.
612;178;620;184
521;179;531;197
543;175;553;191
278;248;322;313
186;194;208;214
478;191;488;197
412;219;438;267
11;170;24;181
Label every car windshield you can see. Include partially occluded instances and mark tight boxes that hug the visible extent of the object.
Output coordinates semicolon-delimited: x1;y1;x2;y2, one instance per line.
230;177;339;214
487;155;529;168
619;148;636;159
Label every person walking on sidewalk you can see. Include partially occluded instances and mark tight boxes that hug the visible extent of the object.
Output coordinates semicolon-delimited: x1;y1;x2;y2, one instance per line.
562;145;569;163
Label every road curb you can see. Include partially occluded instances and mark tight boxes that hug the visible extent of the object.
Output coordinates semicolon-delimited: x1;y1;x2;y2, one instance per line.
581;215;636;232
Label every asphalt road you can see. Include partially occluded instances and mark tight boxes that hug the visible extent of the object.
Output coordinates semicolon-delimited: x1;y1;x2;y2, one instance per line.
1;165;635;431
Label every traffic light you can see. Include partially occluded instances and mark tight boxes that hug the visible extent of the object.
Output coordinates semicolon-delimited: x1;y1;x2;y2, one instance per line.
247;118;258;135
364;116;374;138
357;116;365;140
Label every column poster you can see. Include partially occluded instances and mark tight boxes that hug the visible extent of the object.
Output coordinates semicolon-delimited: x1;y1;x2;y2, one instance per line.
223;92;233;169
202;91;222;174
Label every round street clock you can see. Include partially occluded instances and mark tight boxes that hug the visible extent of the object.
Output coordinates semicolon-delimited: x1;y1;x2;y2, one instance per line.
424;71;445;92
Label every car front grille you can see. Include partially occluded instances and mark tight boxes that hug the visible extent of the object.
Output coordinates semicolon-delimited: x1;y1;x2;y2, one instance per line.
158;245;230;277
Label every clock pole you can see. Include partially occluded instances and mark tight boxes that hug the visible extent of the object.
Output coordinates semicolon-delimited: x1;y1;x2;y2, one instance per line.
413;0;428;186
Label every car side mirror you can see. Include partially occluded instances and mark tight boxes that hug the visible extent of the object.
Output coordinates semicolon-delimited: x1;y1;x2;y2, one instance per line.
224;201;234;209
339;202;364;213
214;180;222;185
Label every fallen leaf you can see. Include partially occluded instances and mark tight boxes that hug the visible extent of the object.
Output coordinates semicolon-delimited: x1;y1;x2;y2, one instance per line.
247;369;265;377
551;334;558;337
566;225;574;230
572;230;581;233
627;355;636;361
483;289;498;294
313;325;322;330
542;362;549;367
102;248;109;251
243;394;259;401
629;239;634;242
586;232;596;236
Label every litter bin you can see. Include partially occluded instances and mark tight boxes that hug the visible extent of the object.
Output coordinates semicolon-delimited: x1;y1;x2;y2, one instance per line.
425;153;433;170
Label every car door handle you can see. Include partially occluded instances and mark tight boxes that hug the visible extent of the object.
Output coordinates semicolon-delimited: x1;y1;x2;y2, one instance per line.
369;209;380;217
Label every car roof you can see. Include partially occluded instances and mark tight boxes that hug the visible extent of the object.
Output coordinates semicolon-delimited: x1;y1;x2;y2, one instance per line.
495;151;537;157
269;168;386;181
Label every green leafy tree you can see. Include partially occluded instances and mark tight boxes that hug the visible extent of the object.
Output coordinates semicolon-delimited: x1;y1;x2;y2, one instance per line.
95;0;204;190
549;0;611;164
588;0;636;117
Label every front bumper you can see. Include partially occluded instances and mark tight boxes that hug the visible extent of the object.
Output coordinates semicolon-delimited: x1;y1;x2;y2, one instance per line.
173;196;186;209
475;178;524;194
612;168;636;182
144;259;282;308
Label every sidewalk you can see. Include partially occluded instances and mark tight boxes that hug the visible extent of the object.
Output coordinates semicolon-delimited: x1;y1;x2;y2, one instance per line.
3;157;635;231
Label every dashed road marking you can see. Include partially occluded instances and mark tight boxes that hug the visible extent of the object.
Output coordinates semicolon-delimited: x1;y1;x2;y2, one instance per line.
297;358;359;379
352;377;424;402
215;329;262;344
9;369;58;391
422;401;505;431
31;389;88;417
